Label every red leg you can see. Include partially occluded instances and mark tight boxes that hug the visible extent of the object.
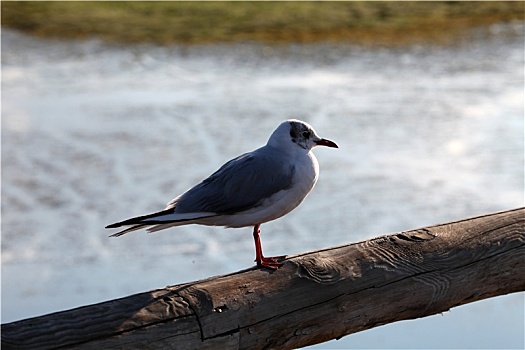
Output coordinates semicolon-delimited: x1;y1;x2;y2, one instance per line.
253;224;285;270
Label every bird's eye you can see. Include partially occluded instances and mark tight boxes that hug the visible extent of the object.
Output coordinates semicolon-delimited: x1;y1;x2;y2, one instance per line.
302;131;310;138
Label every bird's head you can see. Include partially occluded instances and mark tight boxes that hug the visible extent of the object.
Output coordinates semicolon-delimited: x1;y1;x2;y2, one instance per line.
268;119;338;152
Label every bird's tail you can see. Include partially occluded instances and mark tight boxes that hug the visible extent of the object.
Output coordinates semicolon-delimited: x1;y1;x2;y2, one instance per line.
106;209;217;237
108;224;149;237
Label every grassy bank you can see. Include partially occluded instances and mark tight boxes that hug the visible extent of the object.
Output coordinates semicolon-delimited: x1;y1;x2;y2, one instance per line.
2;1;524;46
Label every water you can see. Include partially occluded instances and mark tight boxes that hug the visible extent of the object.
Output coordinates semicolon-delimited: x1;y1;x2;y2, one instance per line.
2;24;524;349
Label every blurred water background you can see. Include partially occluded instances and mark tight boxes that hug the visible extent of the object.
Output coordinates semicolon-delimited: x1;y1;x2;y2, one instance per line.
2;22;524;349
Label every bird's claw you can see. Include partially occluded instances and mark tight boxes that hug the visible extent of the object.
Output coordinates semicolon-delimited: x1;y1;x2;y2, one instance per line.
256;255;286;270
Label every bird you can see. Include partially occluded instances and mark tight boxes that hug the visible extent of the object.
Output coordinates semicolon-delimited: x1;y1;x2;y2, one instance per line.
106;119;338;270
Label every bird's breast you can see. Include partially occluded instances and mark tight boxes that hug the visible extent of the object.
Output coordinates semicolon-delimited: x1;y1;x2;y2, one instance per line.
290;152;319;200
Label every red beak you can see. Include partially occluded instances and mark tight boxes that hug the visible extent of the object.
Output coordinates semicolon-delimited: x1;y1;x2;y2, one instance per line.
315;138;338;148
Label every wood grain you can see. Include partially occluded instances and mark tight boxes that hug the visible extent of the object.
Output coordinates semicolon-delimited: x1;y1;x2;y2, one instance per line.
2;208;524;349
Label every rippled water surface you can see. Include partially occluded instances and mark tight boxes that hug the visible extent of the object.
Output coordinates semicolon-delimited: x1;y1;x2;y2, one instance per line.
2;25;524;348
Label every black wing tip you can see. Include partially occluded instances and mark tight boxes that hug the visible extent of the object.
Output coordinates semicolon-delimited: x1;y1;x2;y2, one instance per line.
105;223;119;229
105;208;176;230
106;223;124;237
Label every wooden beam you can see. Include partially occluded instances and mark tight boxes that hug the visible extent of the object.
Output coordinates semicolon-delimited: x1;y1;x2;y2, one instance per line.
2;208;524;350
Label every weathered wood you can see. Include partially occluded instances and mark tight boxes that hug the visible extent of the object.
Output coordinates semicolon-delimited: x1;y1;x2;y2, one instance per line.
2;208;524;350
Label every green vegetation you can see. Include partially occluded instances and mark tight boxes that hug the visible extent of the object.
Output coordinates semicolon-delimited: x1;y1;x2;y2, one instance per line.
2;1;524;45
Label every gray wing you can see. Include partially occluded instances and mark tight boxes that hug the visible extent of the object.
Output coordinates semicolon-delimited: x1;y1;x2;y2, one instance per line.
170;146;295;214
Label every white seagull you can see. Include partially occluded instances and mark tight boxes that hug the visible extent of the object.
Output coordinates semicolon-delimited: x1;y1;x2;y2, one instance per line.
106;119;338;270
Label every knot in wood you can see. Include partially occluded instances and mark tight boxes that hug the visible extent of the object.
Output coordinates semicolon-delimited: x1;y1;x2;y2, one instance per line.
395;228;436;242
295;255;346;284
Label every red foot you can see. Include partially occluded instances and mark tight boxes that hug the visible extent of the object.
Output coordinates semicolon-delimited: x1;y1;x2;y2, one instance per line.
252;224;286;270
255;255;286;270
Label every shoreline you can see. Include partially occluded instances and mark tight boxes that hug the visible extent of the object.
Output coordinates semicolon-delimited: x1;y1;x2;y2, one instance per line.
2;2;524;47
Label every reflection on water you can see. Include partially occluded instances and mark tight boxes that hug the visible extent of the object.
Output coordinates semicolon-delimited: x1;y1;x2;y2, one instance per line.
2;25;524;348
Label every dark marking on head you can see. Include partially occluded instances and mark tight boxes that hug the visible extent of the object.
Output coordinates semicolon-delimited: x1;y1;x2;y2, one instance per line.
289;121;310;139
289;122;299;139
288;120;315;148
